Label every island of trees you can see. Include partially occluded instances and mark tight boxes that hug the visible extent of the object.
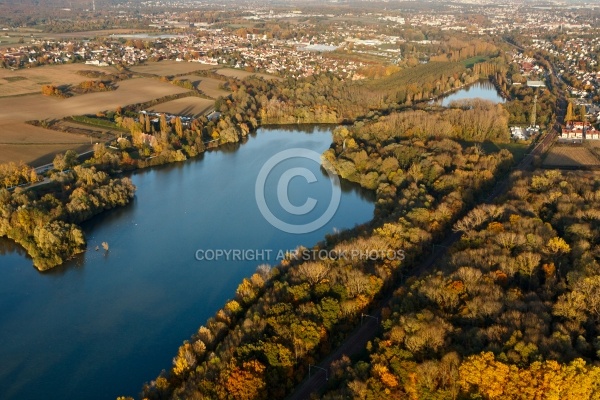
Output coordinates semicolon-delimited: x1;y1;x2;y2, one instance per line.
0;161;134;270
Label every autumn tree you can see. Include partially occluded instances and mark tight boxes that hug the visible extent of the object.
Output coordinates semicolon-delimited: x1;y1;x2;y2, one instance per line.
174;116;183;138
565;101;575;123
53;150;78;172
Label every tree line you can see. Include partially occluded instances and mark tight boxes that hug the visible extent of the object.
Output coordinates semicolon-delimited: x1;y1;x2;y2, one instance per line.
504;85;556;127
0;162;38;189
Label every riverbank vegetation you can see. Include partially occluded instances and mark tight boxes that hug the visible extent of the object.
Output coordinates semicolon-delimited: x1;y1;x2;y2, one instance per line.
1;53;512;275
0;166;135;270
2;51;525;396
316;170;600;399
4;49;508;278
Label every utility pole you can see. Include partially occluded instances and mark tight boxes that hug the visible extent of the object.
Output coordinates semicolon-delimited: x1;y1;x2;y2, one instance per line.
530;94;537;128
361;313;378;326
92;0;96;12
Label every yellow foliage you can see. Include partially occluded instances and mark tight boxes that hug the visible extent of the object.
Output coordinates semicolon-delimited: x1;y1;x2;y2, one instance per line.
346;138;358;149
459;352;511;398
236;278;256;302
459;352;600;399
546;237;571;254
225;299;242;314
172;344;194;376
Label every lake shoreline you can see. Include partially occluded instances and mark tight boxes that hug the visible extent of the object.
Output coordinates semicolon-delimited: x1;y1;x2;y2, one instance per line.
0;126;376;400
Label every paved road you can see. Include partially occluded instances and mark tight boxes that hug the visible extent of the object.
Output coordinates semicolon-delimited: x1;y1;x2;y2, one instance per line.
6;150;97;192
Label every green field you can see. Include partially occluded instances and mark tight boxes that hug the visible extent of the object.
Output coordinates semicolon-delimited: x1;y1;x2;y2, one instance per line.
70;115;127;132
462;55;490;68
461;140;529;162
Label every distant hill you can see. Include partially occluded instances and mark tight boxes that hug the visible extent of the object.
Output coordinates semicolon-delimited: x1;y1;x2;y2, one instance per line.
0;0;127;7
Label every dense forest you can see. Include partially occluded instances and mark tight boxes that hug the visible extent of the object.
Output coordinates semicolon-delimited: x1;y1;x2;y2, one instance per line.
139;103;514;399
318;170;600;399
0;165;135;270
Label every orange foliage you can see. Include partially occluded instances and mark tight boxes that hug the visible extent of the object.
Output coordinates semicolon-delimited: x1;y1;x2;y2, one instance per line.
404;372;419;400
494;270;508;286
373;364;399;388
459;352;600;399
448;280;465;293
225;360;266;400
487;221;505;233
542;263;556;279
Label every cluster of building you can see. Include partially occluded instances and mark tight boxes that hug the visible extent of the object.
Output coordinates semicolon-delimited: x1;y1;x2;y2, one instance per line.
510;126;539;141
514;53;544;75
404;13;457;28
1;25;373;78
2;1;600;88
139;110;193;124
560;121;599;141
538;37;600;98
0;38;152;68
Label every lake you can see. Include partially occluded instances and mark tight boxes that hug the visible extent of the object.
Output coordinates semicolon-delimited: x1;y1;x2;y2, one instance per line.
0;126;375;400
299;44;340;52
434;80;505;107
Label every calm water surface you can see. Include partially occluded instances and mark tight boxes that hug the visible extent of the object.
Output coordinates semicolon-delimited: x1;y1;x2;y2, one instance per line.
435;80;505;106
0;126;375;400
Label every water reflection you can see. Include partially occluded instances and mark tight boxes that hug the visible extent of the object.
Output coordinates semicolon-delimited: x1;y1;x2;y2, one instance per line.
433;80;505;107
0;238;28;258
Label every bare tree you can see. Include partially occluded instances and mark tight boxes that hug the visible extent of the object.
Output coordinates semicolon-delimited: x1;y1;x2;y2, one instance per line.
343;269;370;297
297;262;330;286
